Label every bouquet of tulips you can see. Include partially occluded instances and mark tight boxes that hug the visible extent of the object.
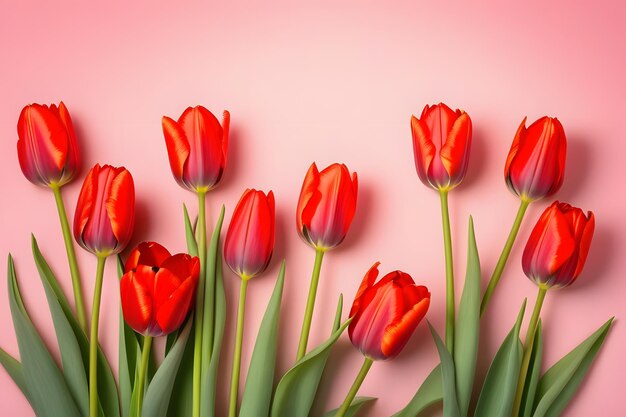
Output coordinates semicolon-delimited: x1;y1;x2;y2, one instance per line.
0;101;612;417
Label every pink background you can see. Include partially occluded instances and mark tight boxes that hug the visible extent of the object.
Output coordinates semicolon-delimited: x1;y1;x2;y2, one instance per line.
1;1;625;416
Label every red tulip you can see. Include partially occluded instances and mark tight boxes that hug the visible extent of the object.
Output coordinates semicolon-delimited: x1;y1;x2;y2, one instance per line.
522;201;595;289
16;102;80;187
505;116;566;201
296;163;358;250
224;189;275;279
120;241;200;336
73;164;135;256
348;263;430;360
162;106;230;193
411;103;472;190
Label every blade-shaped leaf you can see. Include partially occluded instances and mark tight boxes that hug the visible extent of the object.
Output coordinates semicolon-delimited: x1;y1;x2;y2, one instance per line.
391;365;442;417
428;322;460;417
532;317;613;417
520;321;543;417
240;261;286;417
0;347;33;406
183;203;199;257
323;396;377;417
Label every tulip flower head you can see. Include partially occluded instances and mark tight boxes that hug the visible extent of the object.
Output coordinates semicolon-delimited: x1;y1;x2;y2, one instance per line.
224;189;276;280
120;241;200;336
505;116;566;202
73;164;135;256
523;201;594;289
349;263;430;360
162;105;230;193
16;102;80;187
411;103;472;191
296;163;358;251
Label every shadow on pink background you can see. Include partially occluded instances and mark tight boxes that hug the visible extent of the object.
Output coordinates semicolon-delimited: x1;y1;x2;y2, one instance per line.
1;2;625;416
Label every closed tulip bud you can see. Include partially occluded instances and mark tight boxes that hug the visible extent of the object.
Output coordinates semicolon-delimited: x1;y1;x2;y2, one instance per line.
296;163;358;251
224;189;275;279
505;116;566;201
349;263;430;360
16;102;80;187
411;103;472;191
120;241;200;336
523;201;595;289
162;106;229;193
73;164;135;256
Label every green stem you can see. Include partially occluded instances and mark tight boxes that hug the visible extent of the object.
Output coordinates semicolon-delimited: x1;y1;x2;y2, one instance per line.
228;278;249;417
134;336;153;417
89;255;107;417
511;286;548;417
335;357;374;417
480;199;530;316
193;191;207;417
296;248;325;361
439;189;455;351
51;184;87;333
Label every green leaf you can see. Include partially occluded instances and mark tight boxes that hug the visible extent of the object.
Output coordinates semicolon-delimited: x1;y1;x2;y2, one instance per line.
271;317;352;417
142;319;193;417
532;317;613;417
453;217;481;417
0;347;33;406
6;255;81;417
240;261;286;417
323;396;377;417
428;322;460;417
474;299;526;417
391;365;442;417
183;203;199;257
520;321;543;417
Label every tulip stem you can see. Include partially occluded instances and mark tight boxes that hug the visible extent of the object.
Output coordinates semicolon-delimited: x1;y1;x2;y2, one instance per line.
134;336;153;417
229;278;249;417
480;199;530;316
193;191;207;417
335;357;374;417
511;286;547;417
89;255;107;417
439;189;455;351
296;248;325;361
51;184;87;333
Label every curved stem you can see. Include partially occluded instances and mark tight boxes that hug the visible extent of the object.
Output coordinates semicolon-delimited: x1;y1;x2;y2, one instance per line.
296;248;325;361
511;286;548;417
134;336;153;417
89;255;107;417
51;184;87;333
335;357;374;417
228;278;249;417
439;190;455;351
193;191;207;417
480;199;530;316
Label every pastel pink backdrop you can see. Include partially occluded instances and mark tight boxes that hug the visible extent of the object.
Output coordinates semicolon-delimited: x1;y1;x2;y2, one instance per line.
1;1;624;416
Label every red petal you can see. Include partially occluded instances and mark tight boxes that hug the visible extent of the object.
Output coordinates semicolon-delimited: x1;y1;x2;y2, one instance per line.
155;276;196;335
296;163;321;242
120;270;153;335
440;112;472;186
125;241;172;272
106;168;135;252
381;296;430;358
73;164;99;244
162;115;190;186
411;115;435;187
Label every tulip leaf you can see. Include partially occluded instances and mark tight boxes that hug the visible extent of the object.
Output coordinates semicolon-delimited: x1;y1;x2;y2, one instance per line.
240;261;286;417
532;317;613;417
142;318;192;417
428;322;460;417
520;321;543;417
391;365;442;417
474;299;526;417
183;203;199;257
323;396;377;417
453;217;481;417
0;347;33;406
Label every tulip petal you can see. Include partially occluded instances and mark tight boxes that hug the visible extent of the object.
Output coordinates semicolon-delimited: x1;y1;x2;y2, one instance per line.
296;163;321;238
55;102;80;183
504;117;527;184
382;296;430;359
120;270;153;335
156;276;196;335
124;241;172;272
411;115;435;187
106;168;135;251
221;110;230;166
441;112;472;185
349;262;381;319
162;116;190;186
73;164;99;243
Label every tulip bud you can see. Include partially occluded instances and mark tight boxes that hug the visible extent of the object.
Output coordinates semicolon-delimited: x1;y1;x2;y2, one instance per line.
120;241;200;336
73;164;135;256
522;201;595;289
411;103;472;191
16;102;80;187
349;263;430;360
224;189;275;279
162;106;229;193
296;163;358;250
505;116;566;201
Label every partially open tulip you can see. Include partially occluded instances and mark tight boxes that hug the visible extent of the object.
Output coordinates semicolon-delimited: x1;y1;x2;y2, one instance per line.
348;263;430;360
224;189;275;279
505;116;566;201
296;163;358;250
17;102;80;187
73;164;135;256
120;241;200;336
411;103;472;191
523;201;594;289
162;106;230;193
